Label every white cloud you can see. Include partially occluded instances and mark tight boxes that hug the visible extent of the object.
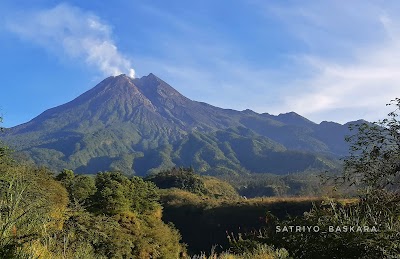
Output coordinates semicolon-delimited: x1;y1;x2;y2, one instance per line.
6;3;135;78
134;2;400;124
278;12;400;123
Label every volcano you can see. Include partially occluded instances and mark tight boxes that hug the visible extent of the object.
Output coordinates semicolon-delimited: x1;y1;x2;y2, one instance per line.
2;73;358;175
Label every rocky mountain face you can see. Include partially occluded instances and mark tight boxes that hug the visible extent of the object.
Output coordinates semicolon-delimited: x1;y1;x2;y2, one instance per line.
2;73;359;175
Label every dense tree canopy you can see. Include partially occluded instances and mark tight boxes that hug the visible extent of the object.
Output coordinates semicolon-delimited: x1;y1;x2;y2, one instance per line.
92;171;160;215
0;158;68;257
146;167;208;195
0;143;185;258
56;169;96;204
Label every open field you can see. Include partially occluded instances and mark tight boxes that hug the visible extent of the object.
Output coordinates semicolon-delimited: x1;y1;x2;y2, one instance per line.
160;189;358;254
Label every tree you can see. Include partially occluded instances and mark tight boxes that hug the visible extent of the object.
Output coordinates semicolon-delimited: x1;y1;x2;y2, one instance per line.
91;172;160;215
0;115;3;132
70;175;96;203
92;172;132;215
0;116;12;168
0;164;68;257
344;98;400;192
146;167;208;195
130;176;159;214
56;170;96;204
55;169;75;188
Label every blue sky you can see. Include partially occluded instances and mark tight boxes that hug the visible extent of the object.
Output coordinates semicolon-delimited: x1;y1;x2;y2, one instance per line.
1;0;400;127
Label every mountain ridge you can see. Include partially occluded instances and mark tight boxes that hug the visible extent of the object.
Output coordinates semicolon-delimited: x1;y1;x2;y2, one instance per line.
2;73;357;175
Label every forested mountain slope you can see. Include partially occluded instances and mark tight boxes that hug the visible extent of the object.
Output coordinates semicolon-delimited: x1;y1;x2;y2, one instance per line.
2;73;359;175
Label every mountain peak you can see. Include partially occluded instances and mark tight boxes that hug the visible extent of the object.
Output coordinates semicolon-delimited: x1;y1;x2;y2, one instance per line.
276;112;316;126
137;73;162;85
104;74;134;87
114;72;158;79
112;73;132;79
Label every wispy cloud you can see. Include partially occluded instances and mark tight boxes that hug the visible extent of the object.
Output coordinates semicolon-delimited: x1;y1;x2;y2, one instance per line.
140;1;400;124
262;2;400;123
6;3;135;78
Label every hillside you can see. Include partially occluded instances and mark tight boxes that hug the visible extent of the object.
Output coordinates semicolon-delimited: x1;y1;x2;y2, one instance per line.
2;73;358;175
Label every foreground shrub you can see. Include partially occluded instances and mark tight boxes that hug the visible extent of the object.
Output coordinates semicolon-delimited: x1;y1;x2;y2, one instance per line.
192;244;290;259
235;193;399;258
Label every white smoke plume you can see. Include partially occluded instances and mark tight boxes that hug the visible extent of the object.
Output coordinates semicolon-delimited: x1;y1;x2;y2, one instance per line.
7;3;135;78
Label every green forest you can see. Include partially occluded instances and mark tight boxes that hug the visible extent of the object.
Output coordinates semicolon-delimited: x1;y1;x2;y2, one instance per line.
1;100;400;259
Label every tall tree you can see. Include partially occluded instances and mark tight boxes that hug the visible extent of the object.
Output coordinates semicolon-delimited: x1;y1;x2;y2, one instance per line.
344;98;400;193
